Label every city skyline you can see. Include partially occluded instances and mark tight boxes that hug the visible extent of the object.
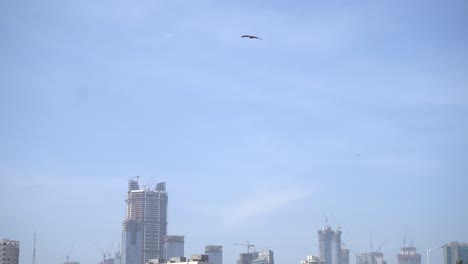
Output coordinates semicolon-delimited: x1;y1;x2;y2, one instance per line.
1;0;467;264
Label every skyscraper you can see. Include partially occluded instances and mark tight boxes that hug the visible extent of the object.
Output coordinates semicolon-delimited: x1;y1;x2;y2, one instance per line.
204;246;222;264
165;236;184;259
122;179;168;264
443;242;468;264
396;245;421;264
0;239;19;264
318;225;342;264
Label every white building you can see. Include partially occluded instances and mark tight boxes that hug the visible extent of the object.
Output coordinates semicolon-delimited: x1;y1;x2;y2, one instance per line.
147;254;209;264
356;252;387;264
238;250;274;264
301;255;324;264
0;239;19;264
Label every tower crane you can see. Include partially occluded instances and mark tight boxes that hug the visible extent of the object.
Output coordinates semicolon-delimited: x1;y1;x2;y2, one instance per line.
234;241;255;254
65;245;74;263
378;240;388;253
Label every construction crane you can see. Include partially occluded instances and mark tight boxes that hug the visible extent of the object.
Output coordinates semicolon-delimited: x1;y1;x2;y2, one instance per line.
65;245;74;263
234;241;255;254
321;208;329;227
378;240;388;253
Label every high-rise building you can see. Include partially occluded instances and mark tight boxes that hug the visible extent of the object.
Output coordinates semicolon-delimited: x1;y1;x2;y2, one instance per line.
237;250;274;264
122;179;168;264
165;236;184;259
0;239;19;264
205;246;222;264
318;225;342;264
397;246;421;264
443;242;468;264
356;252;387;264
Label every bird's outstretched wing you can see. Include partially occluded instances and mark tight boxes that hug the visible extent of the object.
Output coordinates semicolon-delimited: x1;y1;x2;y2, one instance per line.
241;35;262;40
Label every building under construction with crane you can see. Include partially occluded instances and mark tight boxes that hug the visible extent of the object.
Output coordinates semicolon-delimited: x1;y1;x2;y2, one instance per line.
235;242;274;264
122;178;168;264
317;224;349;264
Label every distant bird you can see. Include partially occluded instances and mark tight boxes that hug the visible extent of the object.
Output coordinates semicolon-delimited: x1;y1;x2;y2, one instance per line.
356;154;360;157
241;35;263;40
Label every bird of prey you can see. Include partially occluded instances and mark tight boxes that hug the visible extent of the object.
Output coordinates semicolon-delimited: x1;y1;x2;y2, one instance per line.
241;35;263;40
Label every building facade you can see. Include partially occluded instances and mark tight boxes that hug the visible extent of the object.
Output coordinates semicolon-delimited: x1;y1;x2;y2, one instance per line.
165;236;184;259
397;247;421;264
205;246;222;264
356;252;387;264
341;244;349;264
301;255;324;264
237;250;274;264
122;180;168;264
0;239;19;264
148;255;209;264
443;242;468;264
318;225;342;264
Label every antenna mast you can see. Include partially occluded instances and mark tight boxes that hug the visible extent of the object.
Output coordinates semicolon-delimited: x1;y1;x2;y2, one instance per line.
32;232;37;264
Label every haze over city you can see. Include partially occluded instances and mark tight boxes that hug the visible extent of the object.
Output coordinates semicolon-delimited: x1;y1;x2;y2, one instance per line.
1;1;467;264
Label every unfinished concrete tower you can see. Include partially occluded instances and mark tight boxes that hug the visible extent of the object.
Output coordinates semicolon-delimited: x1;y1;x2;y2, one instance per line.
122;179;168;264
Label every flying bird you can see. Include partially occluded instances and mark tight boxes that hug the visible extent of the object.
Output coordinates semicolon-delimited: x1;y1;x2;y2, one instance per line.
241;35;263;40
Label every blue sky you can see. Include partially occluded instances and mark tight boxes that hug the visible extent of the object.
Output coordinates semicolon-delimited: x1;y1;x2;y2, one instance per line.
0;1;467;264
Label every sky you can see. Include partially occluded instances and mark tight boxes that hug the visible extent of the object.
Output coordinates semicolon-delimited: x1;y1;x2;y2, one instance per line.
0;1;467;264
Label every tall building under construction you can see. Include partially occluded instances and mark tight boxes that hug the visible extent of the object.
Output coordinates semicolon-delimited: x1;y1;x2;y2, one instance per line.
122;179;168;264
396;244;421;264
318;225;343;264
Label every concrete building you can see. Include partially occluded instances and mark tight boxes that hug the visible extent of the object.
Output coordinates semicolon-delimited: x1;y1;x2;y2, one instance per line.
0;239;19;264
341;244;349;264
443;242;468;264
205;246;222;264
122;179;169;264
63;261;80;264
356;252;387;264
397;246;421;264
165;236;184;259
237;250;274;264
148;255;209;264
301;255;324;264
318;225;342;264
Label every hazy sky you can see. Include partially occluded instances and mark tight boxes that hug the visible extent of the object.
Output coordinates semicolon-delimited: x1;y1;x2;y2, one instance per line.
1;1;467;264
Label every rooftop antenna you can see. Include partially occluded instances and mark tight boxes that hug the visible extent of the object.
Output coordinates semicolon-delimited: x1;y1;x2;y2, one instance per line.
32;232;37;264
370;232;373;253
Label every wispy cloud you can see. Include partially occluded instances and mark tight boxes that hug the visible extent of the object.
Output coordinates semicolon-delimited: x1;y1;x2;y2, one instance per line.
219;186;312;227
